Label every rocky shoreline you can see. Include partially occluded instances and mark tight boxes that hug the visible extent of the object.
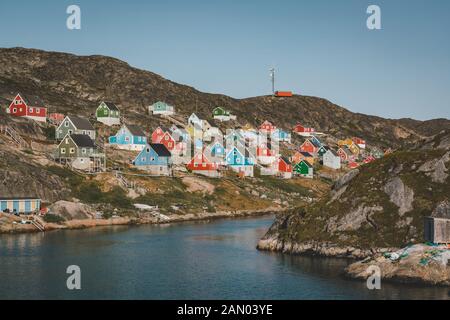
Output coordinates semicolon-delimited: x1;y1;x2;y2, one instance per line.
0;207;282;235
257;236;450;287
256;235;396;260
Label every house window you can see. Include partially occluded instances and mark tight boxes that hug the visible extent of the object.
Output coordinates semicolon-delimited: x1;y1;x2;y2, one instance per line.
70;148;75;154
15;100;20;105
104;110;108;115
61;148;66;154
150;157;155;161
165;136;169;141
80;159;84;163
125;137;130;142
146;148;150;153
65;138;69;144
82;148;86;154
142;157;146;162
36;108;40;113
13;108;17;113
68;130;73;135
236;158;241;163
29;108;33;113
65;121;69;127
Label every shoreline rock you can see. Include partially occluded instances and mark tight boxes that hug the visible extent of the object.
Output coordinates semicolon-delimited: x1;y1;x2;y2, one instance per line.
0;207;284;235
256;236;395;259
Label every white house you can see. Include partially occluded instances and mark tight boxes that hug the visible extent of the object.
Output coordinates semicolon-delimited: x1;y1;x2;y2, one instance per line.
323;149;341;170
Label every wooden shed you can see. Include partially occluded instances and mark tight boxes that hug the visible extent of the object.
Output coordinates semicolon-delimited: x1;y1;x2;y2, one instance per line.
424;217;450;244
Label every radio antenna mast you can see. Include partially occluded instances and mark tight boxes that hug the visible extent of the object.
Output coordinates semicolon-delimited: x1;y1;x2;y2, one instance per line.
269;68;275;95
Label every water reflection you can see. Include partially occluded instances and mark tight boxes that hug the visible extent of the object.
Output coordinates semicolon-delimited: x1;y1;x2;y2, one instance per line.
0;216;449;300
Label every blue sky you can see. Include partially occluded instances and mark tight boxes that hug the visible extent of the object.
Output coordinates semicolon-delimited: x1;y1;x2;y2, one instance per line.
0;0;449;120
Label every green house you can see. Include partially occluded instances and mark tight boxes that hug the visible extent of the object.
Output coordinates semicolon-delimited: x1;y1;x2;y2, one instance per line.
213;107;232;121
294;160;313;179
149;101;175;115
96;102;120;126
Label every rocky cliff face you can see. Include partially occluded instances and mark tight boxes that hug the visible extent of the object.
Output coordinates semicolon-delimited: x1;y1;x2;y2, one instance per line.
259;131;450;257
1;47;450;148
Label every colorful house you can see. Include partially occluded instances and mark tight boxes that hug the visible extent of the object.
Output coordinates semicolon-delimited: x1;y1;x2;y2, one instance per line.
293;124;315;136
348;161;360;169
203;126;223;142
363;155;376;164
0;197;41;214
292;151;315;166
160;132;176;152
294;160;313;179
337;147;354;162
260;120;276;133
226;146;255;177
348;143;360;156
188;113;202;127
317;145;330;158
132;143;172;176
6;93;47;122
149;101;175;116
272;129;291;143
151;126;169;143
170;125;189;142
206;141;226;164
323;149;341;170
108;124;147;151
56;134;105;172
256;143;276;165
96;101;120;126
48;113;65;126
212;107;231;121
352;137;366;149
277;157;293;179
56;116;96;141
299;139;319;154
186;152;221;178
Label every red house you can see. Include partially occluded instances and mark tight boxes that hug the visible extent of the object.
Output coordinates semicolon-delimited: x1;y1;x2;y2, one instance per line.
151;127;167;143
260;120;276;133
293;124;315;136
363;155;375;164
48;113;65;125
7;93;47;122
352;137;366;149
299;139;318;154
160;132;175;151
277;156;293;179
186;152;221;178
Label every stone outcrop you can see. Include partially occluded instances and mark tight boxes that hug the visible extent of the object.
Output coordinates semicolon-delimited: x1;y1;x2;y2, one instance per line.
383;177;414;216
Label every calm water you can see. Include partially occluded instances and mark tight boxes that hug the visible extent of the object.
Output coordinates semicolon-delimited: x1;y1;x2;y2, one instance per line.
0;216;448;300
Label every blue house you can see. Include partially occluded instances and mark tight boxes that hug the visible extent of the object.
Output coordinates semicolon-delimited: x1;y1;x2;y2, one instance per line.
132;143;172;176
226;146;255;177
272;129;291;143
109;124;147;151
310;135;322;148
0;197;41;214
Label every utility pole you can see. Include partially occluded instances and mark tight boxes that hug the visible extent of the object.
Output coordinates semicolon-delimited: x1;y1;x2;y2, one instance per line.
269;68;275;95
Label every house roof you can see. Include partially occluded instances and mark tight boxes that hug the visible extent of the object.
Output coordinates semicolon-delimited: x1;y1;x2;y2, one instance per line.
280;156;291;165
0;197;40;200
68;116;95;131
300;152;313;157
340;147;353;156
299;160;313;168
149;143;171;157
126;124;145;137
19;94;45;107
327;149;339;157
103;101;119;111
70;134;96;148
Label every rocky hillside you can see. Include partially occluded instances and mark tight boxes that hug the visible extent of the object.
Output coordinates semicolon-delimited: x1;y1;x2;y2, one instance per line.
1;47;450;148
258;130;450;258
